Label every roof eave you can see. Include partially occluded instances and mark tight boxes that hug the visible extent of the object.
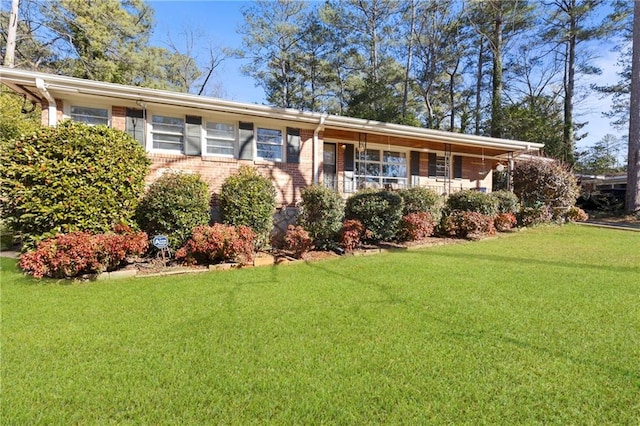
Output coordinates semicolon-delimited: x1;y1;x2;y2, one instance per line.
1;67;544;153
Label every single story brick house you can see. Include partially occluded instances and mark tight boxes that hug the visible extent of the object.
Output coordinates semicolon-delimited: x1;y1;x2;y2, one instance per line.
1;67;544;207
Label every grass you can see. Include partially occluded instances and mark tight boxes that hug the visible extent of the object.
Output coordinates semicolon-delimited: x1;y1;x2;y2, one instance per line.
1;225;639;424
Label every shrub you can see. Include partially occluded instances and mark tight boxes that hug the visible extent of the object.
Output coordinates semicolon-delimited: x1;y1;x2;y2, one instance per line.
298;185;344;249
517;205;553;227
175;224;255;266
344;190;404;242
19;227;148;279
94;224;149;271
136;172;210;249
0;121;150;249
398;212;436;241
563;206;589;223
219;166;276;248
284;225;314;259
398;187;443;221
441;210;496;240
340;219;365;252
513;158;579;210
494;213;517;232
491;190;520;214
0;88;40;143
445;190;499;216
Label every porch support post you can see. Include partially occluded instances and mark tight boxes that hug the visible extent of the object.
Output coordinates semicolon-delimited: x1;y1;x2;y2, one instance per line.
508;151;514;192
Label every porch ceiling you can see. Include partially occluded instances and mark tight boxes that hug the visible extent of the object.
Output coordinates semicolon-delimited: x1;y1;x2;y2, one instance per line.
323;129;511;158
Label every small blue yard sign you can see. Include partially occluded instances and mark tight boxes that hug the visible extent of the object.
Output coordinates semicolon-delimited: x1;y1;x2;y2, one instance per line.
152;235;169;250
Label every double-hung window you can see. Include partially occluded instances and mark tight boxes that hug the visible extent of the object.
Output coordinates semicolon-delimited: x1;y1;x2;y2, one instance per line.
70;106;109;126
206;121;235;156
152;115;184;151
256;127;283;161
355;148;407;187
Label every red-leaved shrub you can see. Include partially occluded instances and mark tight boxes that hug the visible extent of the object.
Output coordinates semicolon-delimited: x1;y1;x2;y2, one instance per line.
284;225;313;259
340;219;364;252
563;206;589;223
494;212;517;232
19;227;148;279
95;227;149;271
175;224;255;265
441;210;496;240
518;205;553;227
399;212;436;241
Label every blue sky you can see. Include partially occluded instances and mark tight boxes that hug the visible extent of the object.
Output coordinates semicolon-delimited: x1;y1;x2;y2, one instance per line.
149;0;263;103
147;1;626;156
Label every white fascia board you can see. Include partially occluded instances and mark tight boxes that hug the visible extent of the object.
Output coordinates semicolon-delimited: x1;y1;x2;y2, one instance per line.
0;67;544;152
322;115;544;152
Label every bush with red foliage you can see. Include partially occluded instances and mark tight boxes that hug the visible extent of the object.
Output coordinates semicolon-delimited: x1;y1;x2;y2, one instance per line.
284;225;313;259
494;212;517;232
175;223;255;265
398;212;436;241
563;206;589;223
441;210;496;240
95;224;149;271
340;219;365;252
19;226;148;279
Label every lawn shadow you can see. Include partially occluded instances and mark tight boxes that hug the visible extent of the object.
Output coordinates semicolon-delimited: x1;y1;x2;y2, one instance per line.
407;250;639;275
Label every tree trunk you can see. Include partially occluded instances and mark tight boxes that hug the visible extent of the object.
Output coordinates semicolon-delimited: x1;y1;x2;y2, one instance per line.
627;0;640;213
563;1;577;165
4;0;19;68
475;36;484;136
402;0;416;120
449;58;460;132
490;9;503;138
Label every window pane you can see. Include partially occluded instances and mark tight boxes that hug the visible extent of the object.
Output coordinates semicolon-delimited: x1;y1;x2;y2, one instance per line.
366;163;381;176
256;127;282;160
152;115;184;151
205;121;235;156
206;122;235;140
152;115;184;132
383;151;406;163
70;106;108;126
358;149;380;162
383;164;407;177
257;128;282;144
206;140;234;156
324;148;336;166
257;144;282;160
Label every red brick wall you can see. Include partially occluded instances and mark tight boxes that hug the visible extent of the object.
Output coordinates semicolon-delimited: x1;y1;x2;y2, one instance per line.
148;131;315;207
40;99;63;126
111;106;126;131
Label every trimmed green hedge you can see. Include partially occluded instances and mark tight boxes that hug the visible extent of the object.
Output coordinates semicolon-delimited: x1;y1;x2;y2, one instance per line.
219;166;276;248
345;190;404;242
445;190;499;216
0;121;150;248
136;172;211;249
298;185;344;249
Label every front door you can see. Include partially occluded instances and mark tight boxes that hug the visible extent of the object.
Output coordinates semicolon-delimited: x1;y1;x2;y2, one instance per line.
323;143;337;190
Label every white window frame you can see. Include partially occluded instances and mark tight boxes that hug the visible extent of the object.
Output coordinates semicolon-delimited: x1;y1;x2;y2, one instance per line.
256;126;284;162
204;120;236;158
151;114;185;153
355;145;408;188
68;105;110;126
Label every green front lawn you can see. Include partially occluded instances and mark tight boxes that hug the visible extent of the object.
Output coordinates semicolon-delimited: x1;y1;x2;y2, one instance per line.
2;225;639;424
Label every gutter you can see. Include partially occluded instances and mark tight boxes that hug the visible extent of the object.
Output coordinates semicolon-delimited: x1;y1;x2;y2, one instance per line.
35;77;56;126
313;114;327;185
0;67;544;153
